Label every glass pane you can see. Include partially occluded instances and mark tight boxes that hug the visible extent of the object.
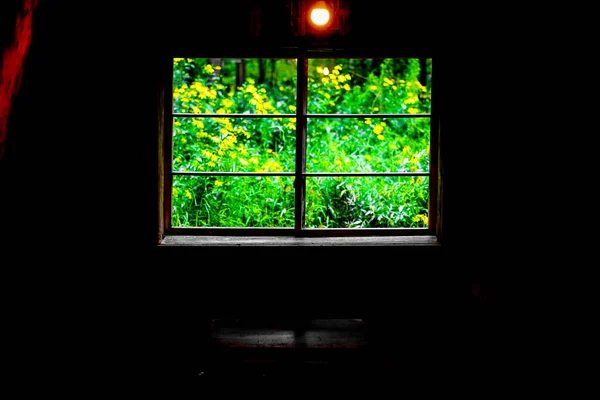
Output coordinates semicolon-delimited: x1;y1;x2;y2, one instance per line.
305;176;429;228
307;58;432;114
173;58;297;114
172;175;295;228
173;116;296;172
306;117;430;173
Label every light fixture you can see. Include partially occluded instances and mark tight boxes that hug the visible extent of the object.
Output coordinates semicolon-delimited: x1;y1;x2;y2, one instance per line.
309;1;331;28
292;0;350;38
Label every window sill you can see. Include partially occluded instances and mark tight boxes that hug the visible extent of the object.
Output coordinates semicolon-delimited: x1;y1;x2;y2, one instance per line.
159;235;441;247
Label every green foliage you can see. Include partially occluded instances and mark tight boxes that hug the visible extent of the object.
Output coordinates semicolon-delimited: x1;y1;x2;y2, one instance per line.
171;57;432;228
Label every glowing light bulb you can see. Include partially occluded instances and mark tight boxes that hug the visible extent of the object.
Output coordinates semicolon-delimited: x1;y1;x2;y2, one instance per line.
309;1;331;27
310;8;330;26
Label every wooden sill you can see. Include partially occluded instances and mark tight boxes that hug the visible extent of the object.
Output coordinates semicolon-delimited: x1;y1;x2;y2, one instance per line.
159;235;441;247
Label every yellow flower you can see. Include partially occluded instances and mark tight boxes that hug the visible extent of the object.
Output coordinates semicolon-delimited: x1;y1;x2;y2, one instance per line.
413;214;428;225
214;180;224;187
373;125;383;134
185;190;192;199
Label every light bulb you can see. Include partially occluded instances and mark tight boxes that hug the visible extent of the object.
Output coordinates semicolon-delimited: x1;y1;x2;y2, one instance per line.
309;1;331;27
310;8;330;26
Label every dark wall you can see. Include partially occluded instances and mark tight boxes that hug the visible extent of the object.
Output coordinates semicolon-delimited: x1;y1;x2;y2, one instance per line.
0;0;488;299
1;0;495;387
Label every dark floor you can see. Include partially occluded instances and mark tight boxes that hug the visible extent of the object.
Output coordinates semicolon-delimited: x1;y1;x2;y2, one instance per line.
194;318;430;379
174;290;486;382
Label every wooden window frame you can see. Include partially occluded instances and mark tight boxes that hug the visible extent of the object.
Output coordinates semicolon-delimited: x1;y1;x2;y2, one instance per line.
158;50;442;247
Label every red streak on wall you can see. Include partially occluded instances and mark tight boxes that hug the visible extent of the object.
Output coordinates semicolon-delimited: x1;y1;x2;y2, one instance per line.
0;0;38;159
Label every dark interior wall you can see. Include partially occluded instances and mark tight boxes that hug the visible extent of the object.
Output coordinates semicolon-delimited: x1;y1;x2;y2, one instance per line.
0;1;476;294
1;0;495;386
1;0;488;324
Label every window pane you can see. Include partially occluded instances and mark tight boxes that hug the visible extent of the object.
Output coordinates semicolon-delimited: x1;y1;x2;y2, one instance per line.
307;58;431;114
306;117;430;173
305;176;429;228
172;175;295;228
173;58;297;114
173;117;296;172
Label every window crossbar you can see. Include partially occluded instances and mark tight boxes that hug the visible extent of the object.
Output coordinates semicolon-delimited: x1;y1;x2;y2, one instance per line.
173;113;430;118
172;171;429;177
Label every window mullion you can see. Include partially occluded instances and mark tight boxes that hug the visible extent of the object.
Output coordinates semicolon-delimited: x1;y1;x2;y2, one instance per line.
294;57;308;234
164;60;174;234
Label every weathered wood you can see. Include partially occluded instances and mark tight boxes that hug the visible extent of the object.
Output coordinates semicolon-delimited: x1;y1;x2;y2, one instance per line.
211;319;367;349
160;235;440;246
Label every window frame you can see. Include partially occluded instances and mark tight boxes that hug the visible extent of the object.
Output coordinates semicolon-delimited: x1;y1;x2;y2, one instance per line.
158;50;441;245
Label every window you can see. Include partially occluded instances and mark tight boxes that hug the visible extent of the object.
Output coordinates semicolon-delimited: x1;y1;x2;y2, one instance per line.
158;53;440;243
